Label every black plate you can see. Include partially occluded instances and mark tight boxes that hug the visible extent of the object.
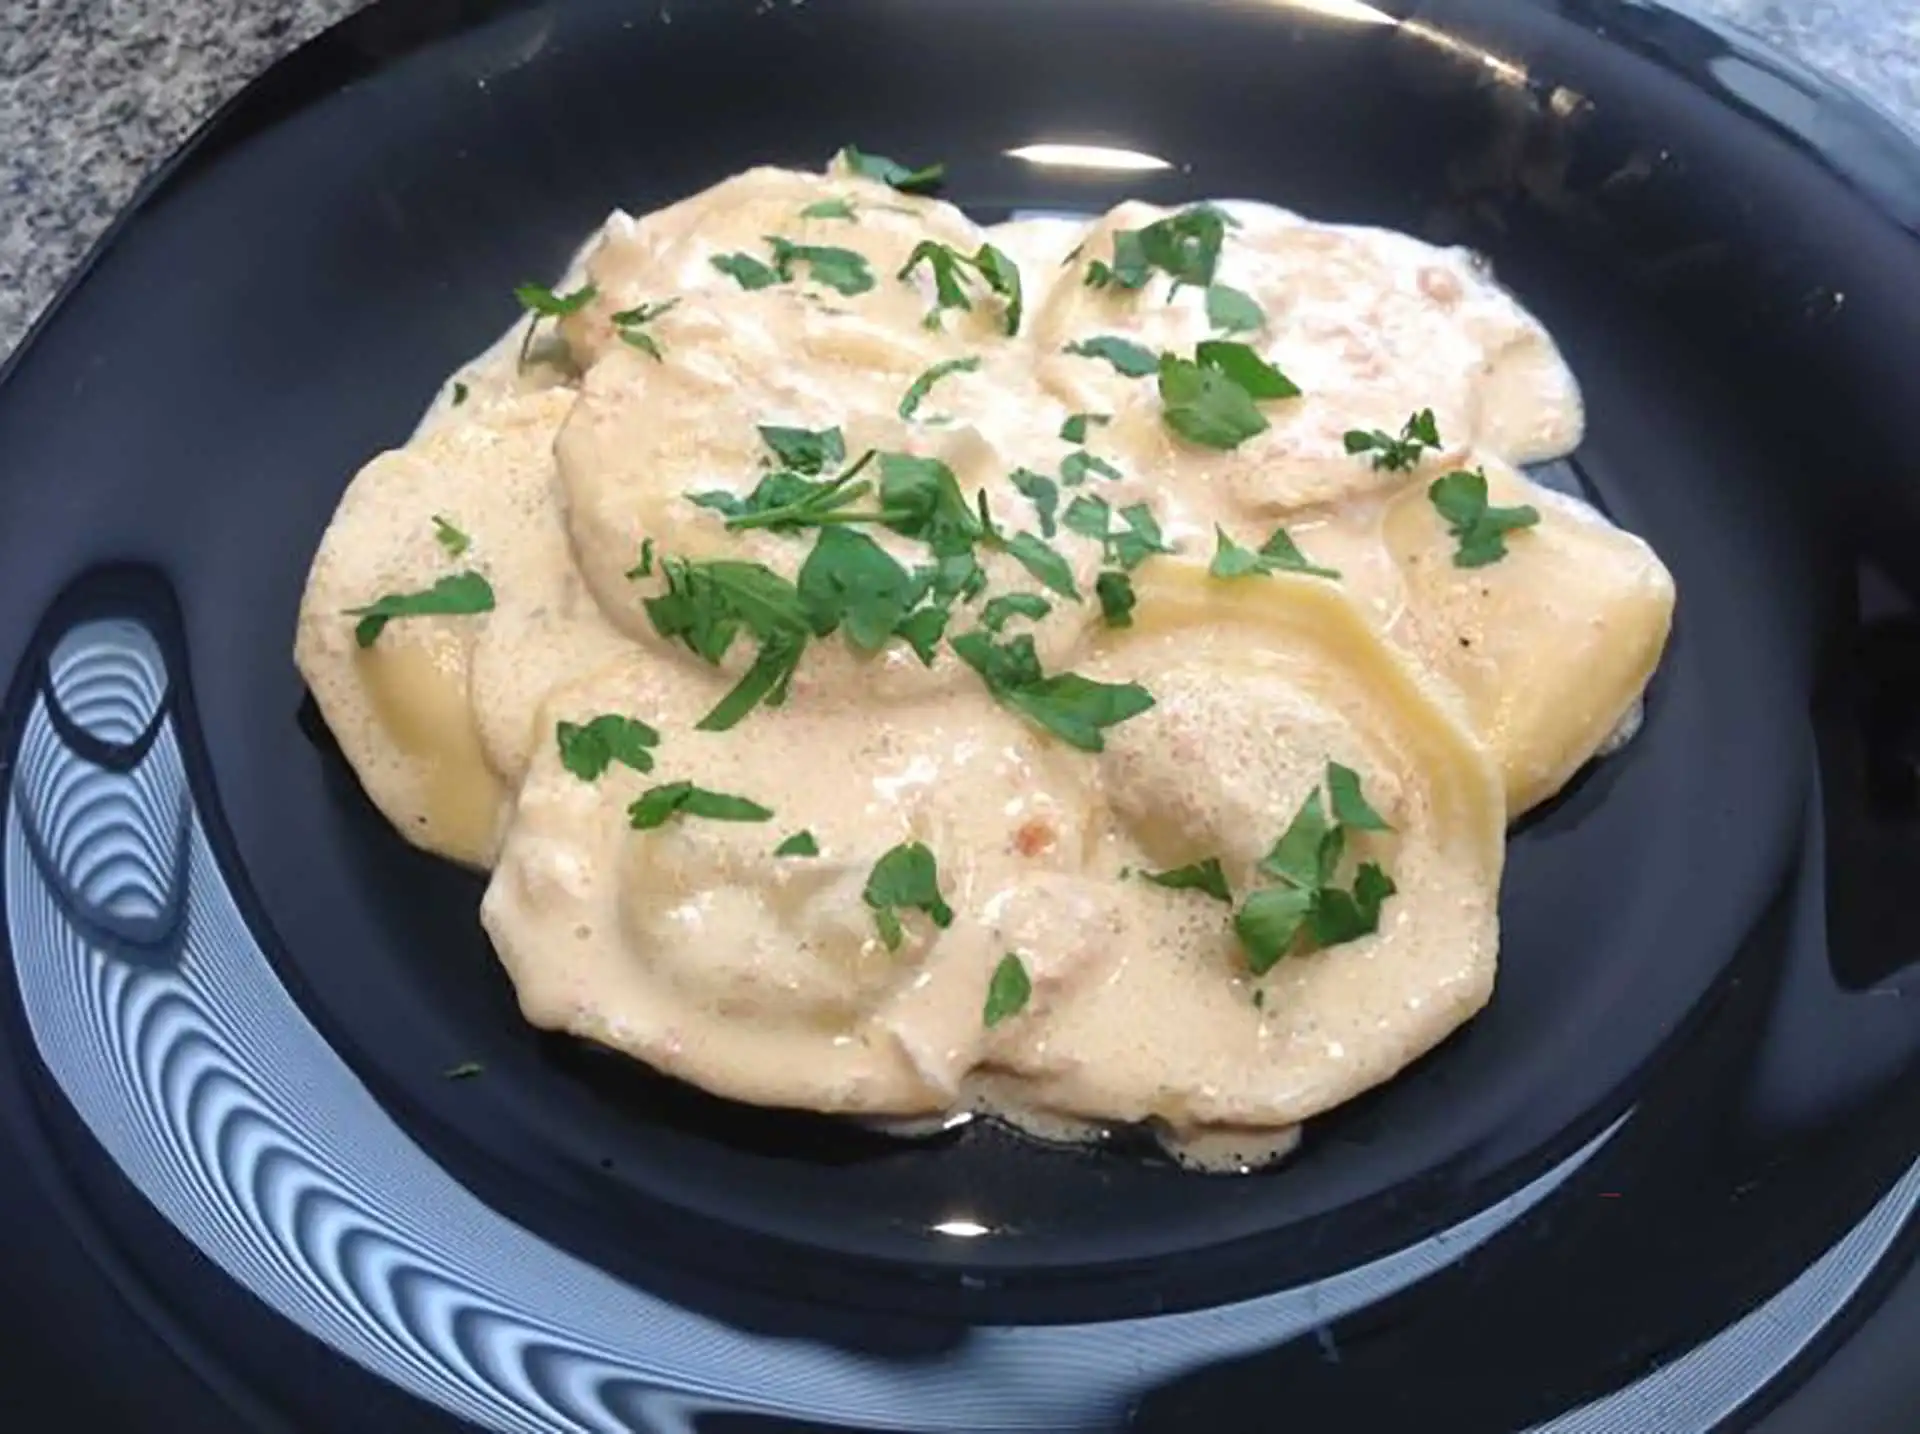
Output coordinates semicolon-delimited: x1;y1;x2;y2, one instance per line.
2;0;1918;1429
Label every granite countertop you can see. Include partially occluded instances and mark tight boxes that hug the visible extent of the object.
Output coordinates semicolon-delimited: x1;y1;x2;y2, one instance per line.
1;0;1916;360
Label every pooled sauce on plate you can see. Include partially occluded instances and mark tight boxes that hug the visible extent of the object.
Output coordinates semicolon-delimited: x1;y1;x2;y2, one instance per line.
295;154;1675;1170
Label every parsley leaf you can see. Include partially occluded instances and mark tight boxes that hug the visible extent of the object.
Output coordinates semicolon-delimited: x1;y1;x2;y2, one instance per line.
451;381;469;406
951;630;1154;751
1090;207;1232;292
1209;526;1340;580
514;281;597;367
641;556;811;729
1236;886;1317;975
797;526;918;651
1062;493;1112;542
863;841;955;950
1158;342;1300;451
801;197;858;221
1061;450;1123;486
711;252;782;290
610;297;679;360
1065;334;1158;377
348;571;495;647
432;515;470;557
1144;858;1232;903
1060;412;1110;444
714;450;877;533
1002;532;1080;600
1327;761;1392;831
767;236;875;296
837;145;946;192
1259;790;1340;890
627;538;656;579
898;240;1023;334
983;952;1032;1028
759;424;846;476
1345;408;1441;472
899;355;982;420
1095;570;1136;627
1009;468;1060;537
1206;283;1265;334
1428;468;1541;567
892;605;950;665
1066;497;1172;571
556;714;661;781
982;592;1053;632
1307;862;1397;946
776;830;821;857
628;781;774;830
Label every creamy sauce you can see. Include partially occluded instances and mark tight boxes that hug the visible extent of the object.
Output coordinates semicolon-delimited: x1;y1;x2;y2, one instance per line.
295;158;1676;1168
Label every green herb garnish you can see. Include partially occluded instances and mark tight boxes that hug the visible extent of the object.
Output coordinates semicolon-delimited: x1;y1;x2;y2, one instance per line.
1060;450;1123;486
451;381;469;406
1205;283;1265;334
1235;764;1397;973
1144;858;1232;903
899;355;982;420
1086;206;1232;291
1157;340;1300;451
1095;570;1136;627
898;240;1023;334
983;952;1032;1027
982;592;1053;632
1010;468;1060;537
610;297;679;360
641;556;811;729
1208;526;1340;581
950;630;1154;752
1428;467;1541;567
797;526;920;652
627;538;656;579
1345;408;1440;472
1060;412;1110;444
711;252;782;290
628;781;775;830
863;841;955;950
767;236;875;296
1065;334;1158;377
432;515;470;557
1002;532;1080;600
801;198;858;221
837;145;946;192
348;571;495;647
776;830;821;857
514;281;597;367
759;424;847;475
556;714;660;781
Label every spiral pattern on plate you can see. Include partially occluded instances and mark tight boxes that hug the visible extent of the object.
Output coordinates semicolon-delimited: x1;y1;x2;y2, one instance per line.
3;609;1899;1432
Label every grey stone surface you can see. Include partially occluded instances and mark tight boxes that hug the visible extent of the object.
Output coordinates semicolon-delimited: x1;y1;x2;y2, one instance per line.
1;0;1916;360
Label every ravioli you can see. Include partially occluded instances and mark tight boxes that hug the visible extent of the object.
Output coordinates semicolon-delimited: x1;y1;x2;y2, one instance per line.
295;156;1675;1166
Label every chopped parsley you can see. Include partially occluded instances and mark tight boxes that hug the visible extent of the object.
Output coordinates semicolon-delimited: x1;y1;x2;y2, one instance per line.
1156;340;1300;451
432;515;470;557
1060;412;1110;444
1205;283;1265;334
514;281;597;367
768;236;875;296
1208;526;1340;580
982;592;1053;632
641;556;811;730
628;781;774;830
627;538;656;578
556;714;661;781
1345;408;1441;472
775;830;821;857
1143;858;1232;903
951;629;1153;752
1428;468;1541;567
801;197;859;221
1009;468;1060;537
609;297;679;360
347;571;495;647
797;526;921;652
711;251;782;290
983;952;1032;1028
759;423;847;475
1060;450;1123;486
1064;334;1158;377
999;531;1078;600
899;355;982;420
1085;205;1233;291
837;145;945;192
1062;495;1173;571
898;240;1023;334
451;381;469;406
705;449;877;533
1095;570;1136;627
1234;764;1398;974
863;841;955;950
